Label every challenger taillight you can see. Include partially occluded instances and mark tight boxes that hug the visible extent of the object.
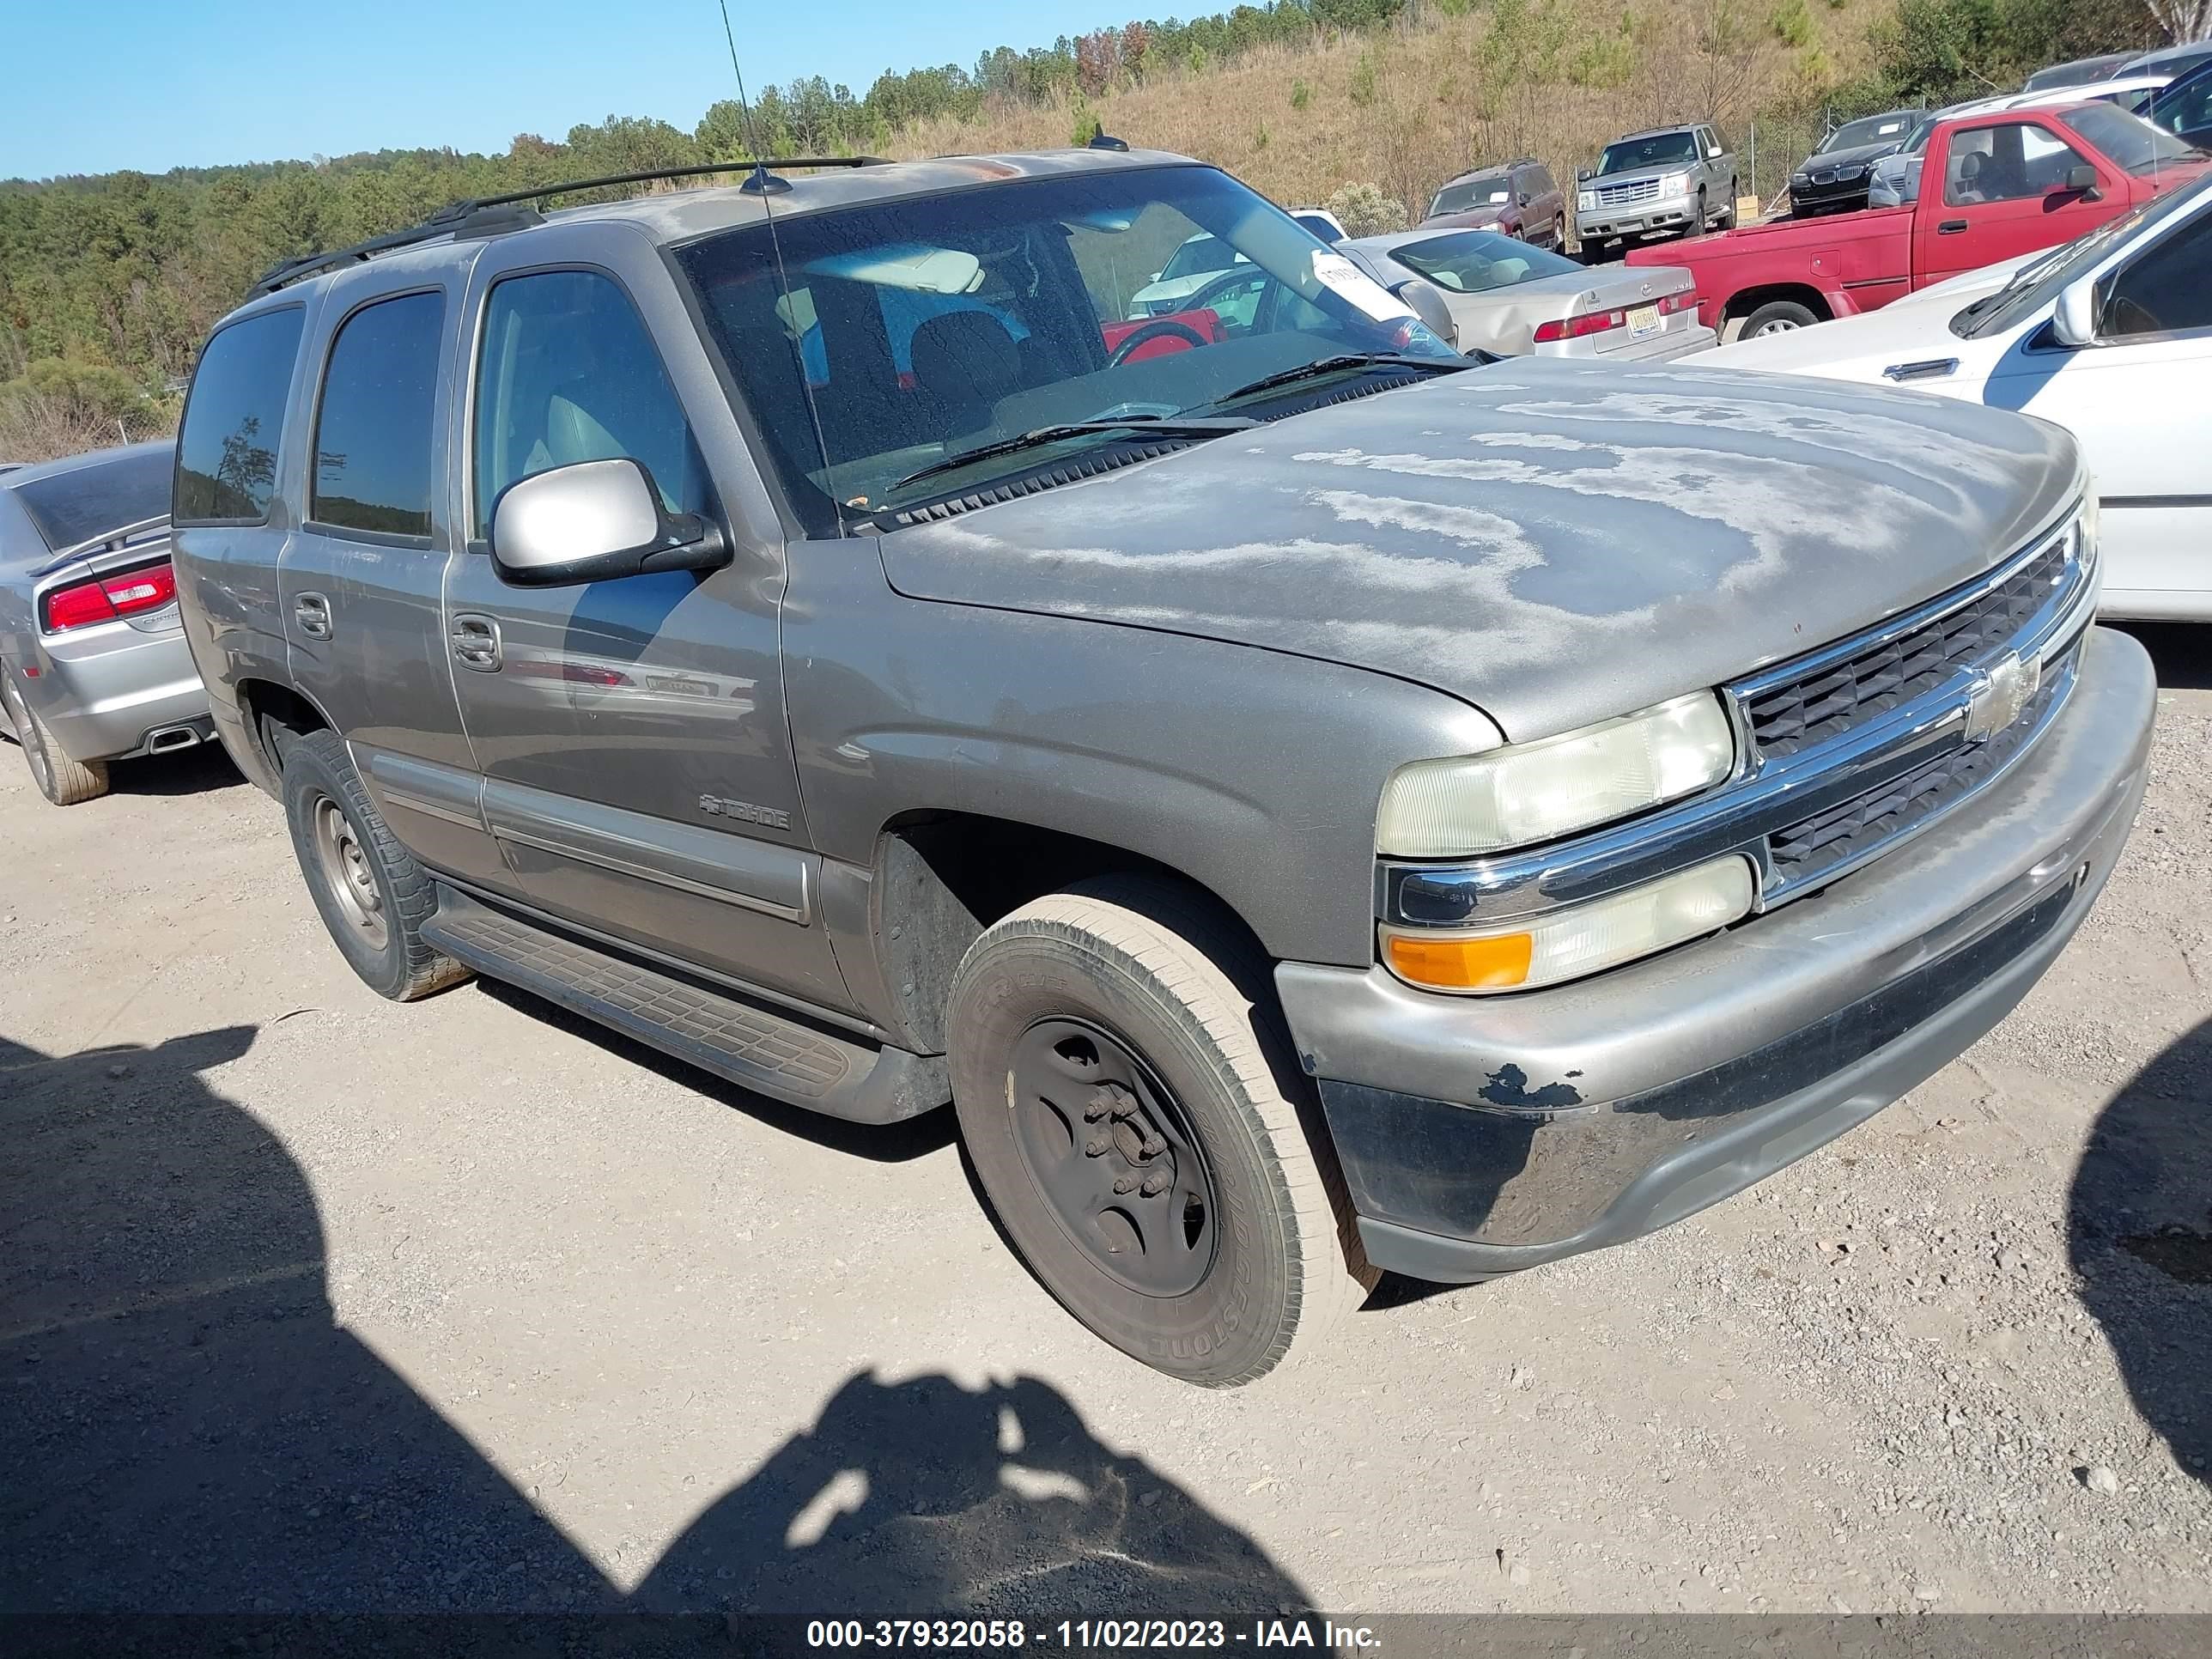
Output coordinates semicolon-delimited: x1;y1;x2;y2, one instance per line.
1532;290;1698;343
41;560;177;634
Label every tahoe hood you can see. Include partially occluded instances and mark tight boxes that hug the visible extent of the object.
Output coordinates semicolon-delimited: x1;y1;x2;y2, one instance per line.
877;357;2081;742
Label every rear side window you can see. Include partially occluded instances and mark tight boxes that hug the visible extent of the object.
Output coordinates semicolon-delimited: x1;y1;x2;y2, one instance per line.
173;307;306;525
311;291;445;540
15;446;176;551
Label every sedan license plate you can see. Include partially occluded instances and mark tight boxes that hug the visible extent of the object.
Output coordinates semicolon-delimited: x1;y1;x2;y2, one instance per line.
1626;303;1663;340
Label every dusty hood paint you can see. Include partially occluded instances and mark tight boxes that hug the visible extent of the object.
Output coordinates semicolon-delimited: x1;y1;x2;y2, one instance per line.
877;356;2081;742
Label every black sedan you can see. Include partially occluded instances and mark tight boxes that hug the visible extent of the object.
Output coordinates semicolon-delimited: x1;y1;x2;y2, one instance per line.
1788;108;1923;216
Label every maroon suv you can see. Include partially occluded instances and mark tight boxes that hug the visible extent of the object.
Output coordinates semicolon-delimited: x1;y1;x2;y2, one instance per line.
1421;159;1568;250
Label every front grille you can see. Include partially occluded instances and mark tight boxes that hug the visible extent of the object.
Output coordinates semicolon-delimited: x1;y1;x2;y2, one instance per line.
1741;537;2068;759
1767;644;2074;885
1595;178;1661;206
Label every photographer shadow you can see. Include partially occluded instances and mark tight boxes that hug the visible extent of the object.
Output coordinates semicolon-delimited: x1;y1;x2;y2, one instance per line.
2;1024;1304;1620
638;1368;1308;1617
2069;1016;2212;1489
0;1025;613;1613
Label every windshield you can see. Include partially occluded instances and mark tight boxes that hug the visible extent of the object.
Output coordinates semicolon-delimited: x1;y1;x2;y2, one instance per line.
1386;229;1581;292
12;445;175;552
2061;104;2203;173
1951;171;2212;339
675;165;1454;535
1431;178;1510;215
1598;133;1698;174
1822;113;1917;152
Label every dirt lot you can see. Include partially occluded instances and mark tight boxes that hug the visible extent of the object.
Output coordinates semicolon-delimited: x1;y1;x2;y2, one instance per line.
3;627;2209;1618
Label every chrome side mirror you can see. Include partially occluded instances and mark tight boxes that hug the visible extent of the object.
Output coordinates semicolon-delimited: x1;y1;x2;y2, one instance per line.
1394;277;1458;349
489;458;729;588
2051;276;2098;348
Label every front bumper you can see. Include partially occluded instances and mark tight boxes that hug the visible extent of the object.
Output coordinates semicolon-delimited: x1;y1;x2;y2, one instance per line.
1577;204;1695;241
1788;179;1872;216
1276;625;2155;1282
21;614;210;763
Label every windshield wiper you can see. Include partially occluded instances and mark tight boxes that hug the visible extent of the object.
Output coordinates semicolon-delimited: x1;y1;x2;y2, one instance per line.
889;417;1253;495
1189;352;1470;413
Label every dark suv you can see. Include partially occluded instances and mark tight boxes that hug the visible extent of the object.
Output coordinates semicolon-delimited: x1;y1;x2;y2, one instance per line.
1421;159;1568;250
171;148;2149;1387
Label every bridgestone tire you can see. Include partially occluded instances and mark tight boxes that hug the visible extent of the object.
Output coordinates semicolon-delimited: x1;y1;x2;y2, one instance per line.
282;729;470;1002
947;876;1371;1386
3;673;106;805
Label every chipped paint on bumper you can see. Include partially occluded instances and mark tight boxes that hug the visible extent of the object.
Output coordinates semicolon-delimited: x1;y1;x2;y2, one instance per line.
1275;625;2155;1279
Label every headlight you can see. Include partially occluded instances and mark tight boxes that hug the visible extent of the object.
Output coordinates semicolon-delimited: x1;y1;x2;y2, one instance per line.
1376;691;1735;858
1382;855;1756;994
1577;191;1596;211
2076;488;2100;573
1790;173;1810;189
1661;173;1689;198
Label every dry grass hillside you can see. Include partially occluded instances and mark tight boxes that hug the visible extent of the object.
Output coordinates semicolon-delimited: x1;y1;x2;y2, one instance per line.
894;0;1896;222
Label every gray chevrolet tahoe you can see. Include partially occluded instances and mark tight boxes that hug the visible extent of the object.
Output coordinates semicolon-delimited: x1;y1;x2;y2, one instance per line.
172;147;2153;1387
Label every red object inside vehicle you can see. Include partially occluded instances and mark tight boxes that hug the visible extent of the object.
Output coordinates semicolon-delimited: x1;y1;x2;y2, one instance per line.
1099;308;1226;361
41;560;177;634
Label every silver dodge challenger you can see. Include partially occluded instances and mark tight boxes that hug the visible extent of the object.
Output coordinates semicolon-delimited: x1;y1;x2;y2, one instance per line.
1;441;213;805
1340;227;1716;360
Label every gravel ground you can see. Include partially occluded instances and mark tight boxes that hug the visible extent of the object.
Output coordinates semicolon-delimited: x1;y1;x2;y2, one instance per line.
2;625;2208;1617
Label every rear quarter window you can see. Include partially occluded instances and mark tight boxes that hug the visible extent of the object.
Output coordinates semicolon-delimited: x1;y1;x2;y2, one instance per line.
174;307;307;525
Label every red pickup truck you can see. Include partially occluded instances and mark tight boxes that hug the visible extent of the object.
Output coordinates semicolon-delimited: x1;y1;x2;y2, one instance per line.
1629;101;2207;337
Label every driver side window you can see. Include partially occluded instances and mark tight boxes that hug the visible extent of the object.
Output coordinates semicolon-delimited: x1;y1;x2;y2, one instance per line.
1944;124;2089;206
2098;210;2212;338
472;270;709;539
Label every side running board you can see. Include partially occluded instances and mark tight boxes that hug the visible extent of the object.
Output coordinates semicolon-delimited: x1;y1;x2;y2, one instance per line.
421;884;946;1125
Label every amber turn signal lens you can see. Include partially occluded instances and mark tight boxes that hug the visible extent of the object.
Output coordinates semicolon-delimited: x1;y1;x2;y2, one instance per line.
1384;929;1534;991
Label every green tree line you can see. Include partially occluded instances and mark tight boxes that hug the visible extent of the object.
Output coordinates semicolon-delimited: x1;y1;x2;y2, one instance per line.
0;0;2170;458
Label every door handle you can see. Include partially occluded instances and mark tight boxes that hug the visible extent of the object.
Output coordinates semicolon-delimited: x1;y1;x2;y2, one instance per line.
450;613;502;672
1937;219;1969;234
293;592;332;640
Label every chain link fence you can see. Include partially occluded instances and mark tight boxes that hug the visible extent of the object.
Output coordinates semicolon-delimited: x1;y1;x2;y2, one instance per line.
1744;107;1838;216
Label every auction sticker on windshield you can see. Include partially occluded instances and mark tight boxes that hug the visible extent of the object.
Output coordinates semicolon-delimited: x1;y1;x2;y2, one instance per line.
1627;303;1663;340
1311;250;1414;322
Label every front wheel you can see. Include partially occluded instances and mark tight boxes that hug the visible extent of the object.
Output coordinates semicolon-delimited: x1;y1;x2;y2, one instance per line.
1740;299;1821;337
947;877;1369;1386
1552;214;1567;251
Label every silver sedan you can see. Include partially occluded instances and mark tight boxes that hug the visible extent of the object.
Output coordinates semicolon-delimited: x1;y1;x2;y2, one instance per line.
1340;228;1715;360
1;441;212;806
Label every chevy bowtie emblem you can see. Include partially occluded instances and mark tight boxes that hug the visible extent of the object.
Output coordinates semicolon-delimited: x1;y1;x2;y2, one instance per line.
1963;650;2040;744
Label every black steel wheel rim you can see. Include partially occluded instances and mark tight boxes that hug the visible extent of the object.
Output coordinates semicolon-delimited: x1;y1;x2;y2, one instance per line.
1007;1016;1220;1297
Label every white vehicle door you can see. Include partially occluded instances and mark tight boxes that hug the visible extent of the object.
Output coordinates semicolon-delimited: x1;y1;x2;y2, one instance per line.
1990;204;2212;618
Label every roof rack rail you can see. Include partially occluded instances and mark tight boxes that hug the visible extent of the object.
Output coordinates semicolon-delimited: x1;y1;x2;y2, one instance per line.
248;155;885;297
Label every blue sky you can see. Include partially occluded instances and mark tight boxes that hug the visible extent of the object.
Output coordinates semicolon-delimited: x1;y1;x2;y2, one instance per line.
3;0;1121;180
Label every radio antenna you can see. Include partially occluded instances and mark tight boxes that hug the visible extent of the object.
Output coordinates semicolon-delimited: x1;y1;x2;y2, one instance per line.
715;0;848;535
